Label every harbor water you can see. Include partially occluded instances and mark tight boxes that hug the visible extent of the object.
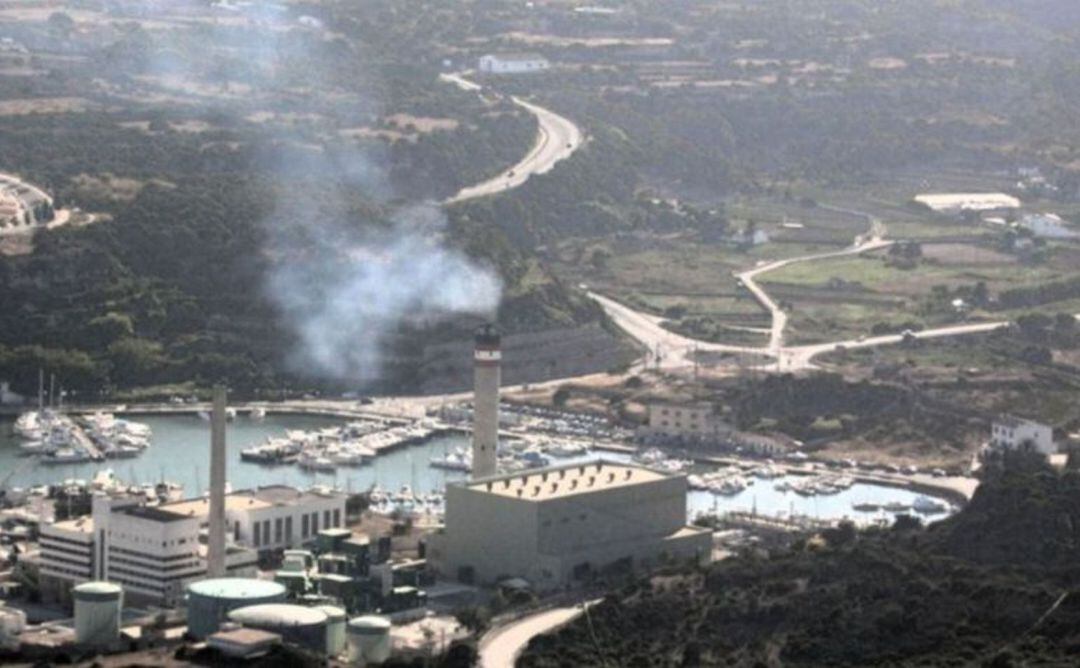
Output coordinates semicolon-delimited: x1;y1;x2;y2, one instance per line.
0;414;470;497
0;414;953;523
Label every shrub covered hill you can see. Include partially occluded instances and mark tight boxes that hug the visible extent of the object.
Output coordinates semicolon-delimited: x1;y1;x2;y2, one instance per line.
520;460;1080;667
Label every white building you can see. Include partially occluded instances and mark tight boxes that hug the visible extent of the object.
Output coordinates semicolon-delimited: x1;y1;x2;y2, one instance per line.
990;416;1056;457
38;486;347;607
914;192;1021;214
645;402;722;439
1019;213;1077;239
428;461;711;590
164;485;347;553
477;53;550;75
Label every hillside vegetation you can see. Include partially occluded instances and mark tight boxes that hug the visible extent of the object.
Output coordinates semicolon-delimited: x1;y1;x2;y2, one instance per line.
522;463;1080;667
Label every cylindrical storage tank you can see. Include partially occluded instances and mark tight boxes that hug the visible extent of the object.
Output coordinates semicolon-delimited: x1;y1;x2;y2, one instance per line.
186;578;288;639
0;607;27;651
316;605;347;657
73;581;123;648
347;615;392;666
229;604;328;653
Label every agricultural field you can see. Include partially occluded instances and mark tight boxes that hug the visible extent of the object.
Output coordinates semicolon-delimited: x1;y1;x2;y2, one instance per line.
763;242;1078;344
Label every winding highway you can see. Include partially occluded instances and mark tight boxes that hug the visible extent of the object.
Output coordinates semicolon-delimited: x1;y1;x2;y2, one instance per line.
441;72;582;205
434;75;1041;378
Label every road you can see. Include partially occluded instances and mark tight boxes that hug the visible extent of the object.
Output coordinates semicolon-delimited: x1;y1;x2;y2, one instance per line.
736;234;893;353
479;603;593;668
782;320;1013;370
587;291;768;370
440;72;582;205
587;213;1049;374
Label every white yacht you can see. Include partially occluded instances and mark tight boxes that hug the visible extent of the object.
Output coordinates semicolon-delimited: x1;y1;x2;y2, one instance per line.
431;448;472;472
546;441;590;458
912;496;948;514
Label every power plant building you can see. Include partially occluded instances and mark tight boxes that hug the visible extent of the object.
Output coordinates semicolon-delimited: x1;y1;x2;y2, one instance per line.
38;486;347;607
428;460;711;589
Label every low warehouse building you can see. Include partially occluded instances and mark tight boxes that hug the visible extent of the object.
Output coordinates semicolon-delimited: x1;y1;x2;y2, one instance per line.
428;461;710;589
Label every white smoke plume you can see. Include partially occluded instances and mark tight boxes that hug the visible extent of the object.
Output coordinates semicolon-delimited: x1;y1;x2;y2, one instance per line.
266;200;501;382
81;1;504;383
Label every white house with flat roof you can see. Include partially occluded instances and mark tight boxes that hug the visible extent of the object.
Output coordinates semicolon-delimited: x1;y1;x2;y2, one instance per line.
990;415;1055;457
1019;213;1077;239
643;402;732;442
428;460;710;589
478;52;550;74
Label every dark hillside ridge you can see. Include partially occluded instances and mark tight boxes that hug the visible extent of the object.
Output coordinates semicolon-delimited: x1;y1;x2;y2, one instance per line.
521;465;1080;667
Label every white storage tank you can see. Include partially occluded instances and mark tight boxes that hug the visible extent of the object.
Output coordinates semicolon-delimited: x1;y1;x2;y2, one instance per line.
315;605;347;657
73;581;123;648
347;615;391;665
228;603;328;652
0;607;27;651
186;578;288;639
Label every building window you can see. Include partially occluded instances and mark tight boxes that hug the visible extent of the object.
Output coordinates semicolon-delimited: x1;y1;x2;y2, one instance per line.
262;520;270;546
311;512;319;534
275;518;283;543
323;510;331;529
285;517;293;542
302;514;309;538
333;509;341;527
253;522;260;547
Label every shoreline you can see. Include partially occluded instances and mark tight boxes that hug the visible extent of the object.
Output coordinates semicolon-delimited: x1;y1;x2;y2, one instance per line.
3;403;976;505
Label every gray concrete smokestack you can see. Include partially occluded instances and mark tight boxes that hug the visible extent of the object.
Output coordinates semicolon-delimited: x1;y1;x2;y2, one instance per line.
207;385;227;578
472;324;500;479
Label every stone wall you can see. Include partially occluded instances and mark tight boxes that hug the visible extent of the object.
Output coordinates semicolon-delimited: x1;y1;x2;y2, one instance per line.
418;323;635;394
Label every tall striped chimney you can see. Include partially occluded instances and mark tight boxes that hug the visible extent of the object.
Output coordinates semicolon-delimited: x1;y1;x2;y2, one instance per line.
207;385;227;577
472;324;500;479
